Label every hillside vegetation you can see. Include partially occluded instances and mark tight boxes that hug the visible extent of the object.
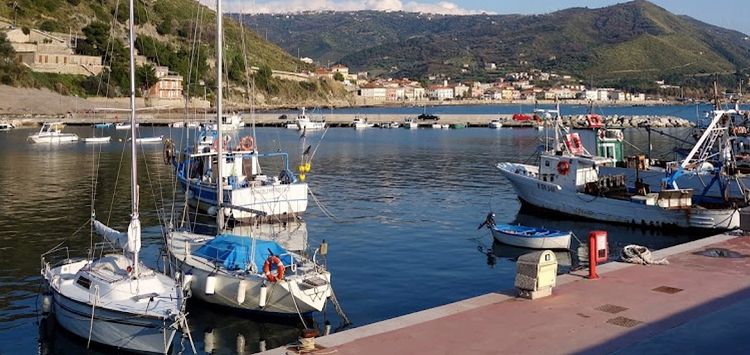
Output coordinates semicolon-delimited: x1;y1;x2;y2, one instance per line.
0;0;342;104
245;1;750;88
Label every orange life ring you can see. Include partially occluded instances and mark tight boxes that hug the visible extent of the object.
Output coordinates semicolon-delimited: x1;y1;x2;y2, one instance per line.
262;255;285;282
239;136;255;151
557;160;570;175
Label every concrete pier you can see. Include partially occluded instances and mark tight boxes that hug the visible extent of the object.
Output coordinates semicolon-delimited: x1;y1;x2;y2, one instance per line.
265;233;750;354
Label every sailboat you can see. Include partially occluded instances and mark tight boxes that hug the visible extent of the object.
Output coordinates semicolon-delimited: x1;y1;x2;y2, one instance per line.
40;2;186;353
167;0;333;316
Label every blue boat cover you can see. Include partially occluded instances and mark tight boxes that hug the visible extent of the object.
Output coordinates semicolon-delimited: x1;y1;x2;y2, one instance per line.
192;234;292;271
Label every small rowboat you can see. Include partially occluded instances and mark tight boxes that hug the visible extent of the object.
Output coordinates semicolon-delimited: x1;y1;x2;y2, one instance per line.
82;136;111;143
489;224;571;250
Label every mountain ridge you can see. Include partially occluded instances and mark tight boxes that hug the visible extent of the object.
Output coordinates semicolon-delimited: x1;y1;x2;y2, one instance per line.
241;1;750;87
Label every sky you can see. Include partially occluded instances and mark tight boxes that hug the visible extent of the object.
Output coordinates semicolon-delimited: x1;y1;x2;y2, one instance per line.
207;0;750;35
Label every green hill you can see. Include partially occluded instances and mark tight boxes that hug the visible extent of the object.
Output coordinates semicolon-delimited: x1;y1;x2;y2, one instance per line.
0;0;342;103
244;1;750;88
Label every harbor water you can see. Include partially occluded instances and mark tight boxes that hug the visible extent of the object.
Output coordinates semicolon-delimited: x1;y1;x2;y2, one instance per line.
0;123;713;353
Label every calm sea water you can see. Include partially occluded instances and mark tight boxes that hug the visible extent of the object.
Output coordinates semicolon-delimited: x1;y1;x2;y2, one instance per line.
0;123;712;354
276;103;750;121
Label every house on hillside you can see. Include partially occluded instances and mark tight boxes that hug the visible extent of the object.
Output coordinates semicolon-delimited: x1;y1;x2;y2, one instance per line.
3;27;104;76
358;83;387;102
146;66;183;99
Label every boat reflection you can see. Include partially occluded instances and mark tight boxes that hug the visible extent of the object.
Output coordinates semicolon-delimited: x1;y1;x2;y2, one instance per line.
38;306;309;355
490;240;574;273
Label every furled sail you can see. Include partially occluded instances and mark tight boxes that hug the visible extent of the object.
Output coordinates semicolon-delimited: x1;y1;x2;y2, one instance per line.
93;219;141;253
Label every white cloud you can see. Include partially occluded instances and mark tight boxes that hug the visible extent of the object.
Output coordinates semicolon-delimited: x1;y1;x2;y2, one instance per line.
199;0;481;15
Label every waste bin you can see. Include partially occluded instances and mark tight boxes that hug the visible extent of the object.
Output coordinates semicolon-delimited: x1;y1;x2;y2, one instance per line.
514;250;558;299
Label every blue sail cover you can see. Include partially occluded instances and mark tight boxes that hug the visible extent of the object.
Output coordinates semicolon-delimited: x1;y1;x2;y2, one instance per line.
192;234;291;271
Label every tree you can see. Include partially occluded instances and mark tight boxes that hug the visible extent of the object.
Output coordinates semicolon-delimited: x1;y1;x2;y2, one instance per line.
333;72;344;81
136;64;158;94
157;16;174;36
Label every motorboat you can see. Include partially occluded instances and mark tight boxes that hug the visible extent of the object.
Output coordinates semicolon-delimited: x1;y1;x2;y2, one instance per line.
93;123;112;128
0;122;16;131
115;122;139;130
294;107;326;131
403;117;418;129
352;116;374;129
385;121;400;128
129;135;163;144
40;2;186;352
28;122;79;143
489;120;503;129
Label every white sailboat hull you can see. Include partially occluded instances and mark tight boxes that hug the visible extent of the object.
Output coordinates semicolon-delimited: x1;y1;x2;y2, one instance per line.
50;291;176;353
168;231;331;315
82;136;112;143
498;162;740;230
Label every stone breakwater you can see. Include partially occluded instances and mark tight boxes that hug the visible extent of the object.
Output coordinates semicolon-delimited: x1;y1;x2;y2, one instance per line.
559;114;693;128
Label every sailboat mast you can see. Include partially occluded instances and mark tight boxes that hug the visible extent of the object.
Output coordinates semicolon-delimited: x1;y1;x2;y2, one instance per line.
216;0;224;229
127;0;140;274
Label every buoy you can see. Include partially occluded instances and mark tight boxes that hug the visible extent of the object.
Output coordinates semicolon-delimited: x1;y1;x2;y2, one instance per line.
299;173;306;182
41;293;52;314
236;334;246;354
320;239;328;256
205;275;217;295
183;273;194;290
259;284;268;307
203;328;215;354
236;280;248;304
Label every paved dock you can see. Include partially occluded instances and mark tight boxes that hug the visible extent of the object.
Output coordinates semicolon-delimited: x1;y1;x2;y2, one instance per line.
268;233;750;354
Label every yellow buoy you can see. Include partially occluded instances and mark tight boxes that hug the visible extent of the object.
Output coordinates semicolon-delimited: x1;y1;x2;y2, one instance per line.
299;173;306;182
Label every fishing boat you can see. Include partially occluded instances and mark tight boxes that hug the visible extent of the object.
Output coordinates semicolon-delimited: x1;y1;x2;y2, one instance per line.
28;122;79;143
167;1;335;317
352;116;374;129
220;113;244;130
489;120;503;129
450;123;466;129
294;107;326;131
40;3;186;352
81;136;111;144
385;121;401;128
403;117;418;129
497;105;742;230
598;102;750;199
0;122;16;131
94;123;112;128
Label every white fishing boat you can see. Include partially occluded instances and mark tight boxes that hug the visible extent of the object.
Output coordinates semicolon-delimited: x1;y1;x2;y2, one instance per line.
40;3;186;353
497;105;742;230
167;1;336;318
480;214;571;249
431;123;449;129
220;113;244;130
489;120;503;129
403;117;418;129
28;122;79;143
352;116;374;129
294;107;326;131
0;122;15;131
82;136;111;144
